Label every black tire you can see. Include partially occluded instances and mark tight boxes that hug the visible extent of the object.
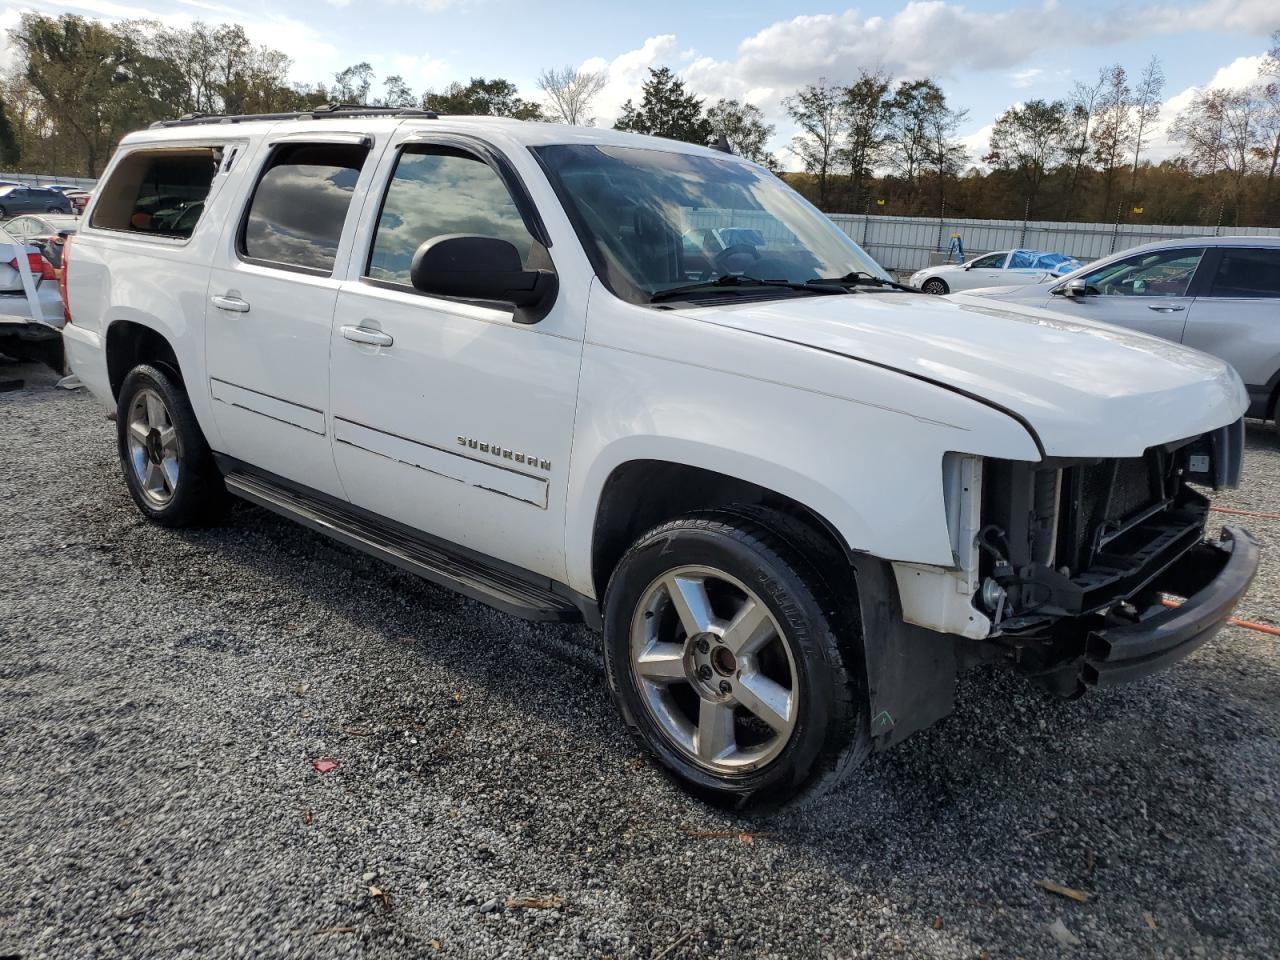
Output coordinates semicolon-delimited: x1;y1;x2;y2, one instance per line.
0;206;7;219
47;206;67;214
603;510;870;810
116;363;226;527
921;277;948;295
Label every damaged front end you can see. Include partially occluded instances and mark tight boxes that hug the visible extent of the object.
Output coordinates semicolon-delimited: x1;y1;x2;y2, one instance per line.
974;418;1259;696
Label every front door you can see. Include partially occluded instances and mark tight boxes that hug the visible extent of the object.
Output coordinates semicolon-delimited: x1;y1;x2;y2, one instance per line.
204;135;382;499
1046;246;1206;341
328;133;584;581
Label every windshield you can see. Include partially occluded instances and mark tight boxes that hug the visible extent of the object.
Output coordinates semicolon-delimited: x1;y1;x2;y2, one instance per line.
534;143;889;304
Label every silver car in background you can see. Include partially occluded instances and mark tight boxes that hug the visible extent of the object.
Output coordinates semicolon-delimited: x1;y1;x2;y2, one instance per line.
959;237;1280;422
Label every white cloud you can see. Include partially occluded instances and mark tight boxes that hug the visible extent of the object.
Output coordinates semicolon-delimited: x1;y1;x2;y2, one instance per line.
1009;68;1044;88
1143;54;1269;162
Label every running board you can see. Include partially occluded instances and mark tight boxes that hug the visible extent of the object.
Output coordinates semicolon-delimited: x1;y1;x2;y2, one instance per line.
223;471;581;623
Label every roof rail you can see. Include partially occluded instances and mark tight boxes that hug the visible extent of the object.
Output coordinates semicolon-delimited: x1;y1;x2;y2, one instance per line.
150;103;440;129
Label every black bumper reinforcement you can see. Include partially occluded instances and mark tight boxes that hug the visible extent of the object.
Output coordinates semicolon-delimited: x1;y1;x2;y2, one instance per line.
1082;526;1260;687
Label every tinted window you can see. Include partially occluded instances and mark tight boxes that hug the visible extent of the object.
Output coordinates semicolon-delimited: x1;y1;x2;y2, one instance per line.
242;142;368;274
366;147;536;284
1209;248;1280;299
1082;248;1203;297
972;253;1006;268
90;148;220;239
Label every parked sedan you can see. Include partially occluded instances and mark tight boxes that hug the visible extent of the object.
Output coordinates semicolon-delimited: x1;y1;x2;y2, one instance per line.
0;185;72;217
957;236;1280;421
47;185;91;213
910;249;1081;294
0;231;66;368
5;213;78;268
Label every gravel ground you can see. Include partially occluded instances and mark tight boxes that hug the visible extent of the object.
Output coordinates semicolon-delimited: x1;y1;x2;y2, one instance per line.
2;358;1278;960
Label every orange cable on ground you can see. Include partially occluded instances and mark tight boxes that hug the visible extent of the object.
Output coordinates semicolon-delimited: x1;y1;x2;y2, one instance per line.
1160;597;1280;637
1210;505;1280;522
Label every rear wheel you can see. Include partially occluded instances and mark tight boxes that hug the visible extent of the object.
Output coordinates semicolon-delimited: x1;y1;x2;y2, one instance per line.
117;364;226;526
46;206;67;214
603;511;870;809
921;277;948;295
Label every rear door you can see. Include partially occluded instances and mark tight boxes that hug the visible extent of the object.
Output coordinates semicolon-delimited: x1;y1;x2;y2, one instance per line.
1043;246;1205;341
204;131;385;499
1180;245;1280;414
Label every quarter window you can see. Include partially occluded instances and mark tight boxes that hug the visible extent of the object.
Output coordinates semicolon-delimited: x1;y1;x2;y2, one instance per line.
366;146;537;285
1081;248;1204;297
1208;248;1280;299
241;142;369;275
89;147;221;239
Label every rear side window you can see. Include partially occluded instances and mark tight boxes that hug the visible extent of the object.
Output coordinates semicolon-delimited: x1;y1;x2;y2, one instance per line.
90;147;220;239
240;142;369;275
1208;248;1280;299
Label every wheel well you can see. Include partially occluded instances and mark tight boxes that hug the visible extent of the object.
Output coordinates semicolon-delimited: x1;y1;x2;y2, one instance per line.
591;460;852;600
106;321;182;399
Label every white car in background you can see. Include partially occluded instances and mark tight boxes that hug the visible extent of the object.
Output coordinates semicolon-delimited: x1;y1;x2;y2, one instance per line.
910;249;1081;295
0;229;65;368
957;236;1280;422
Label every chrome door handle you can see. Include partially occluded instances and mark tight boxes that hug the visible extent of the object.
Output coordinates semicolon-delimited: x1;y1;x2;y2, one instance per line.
1147;304;1185;312
211;295;250;313
341;324;394;347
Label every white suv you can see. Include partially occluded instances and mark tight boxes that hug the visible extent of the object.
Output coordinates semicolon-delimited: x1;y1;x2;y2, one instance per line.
61;106;1258;807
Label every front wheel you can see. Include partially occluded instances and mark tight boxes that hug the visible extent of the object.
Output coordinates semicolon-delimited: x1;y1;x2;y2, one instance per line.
603;511;870;809
117;364;226;527
921;277;948;295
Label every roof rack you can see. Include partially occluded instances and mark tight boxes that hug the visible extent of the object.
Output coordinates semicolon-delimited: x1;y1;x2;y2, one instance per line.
150;102;440;129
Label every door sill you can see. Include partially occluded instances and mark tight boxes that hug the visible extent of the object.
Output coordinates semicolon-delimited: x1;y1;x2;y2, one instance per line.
221;467;583;623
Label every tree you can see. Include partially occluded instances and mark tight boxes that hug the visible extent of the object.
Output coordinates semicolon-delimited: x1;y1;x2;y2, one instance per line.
424;77;543;119
536;65;607;125
705;98;773;163
1063;71;1107;212
986;99;1068;217
614;67;711;144
331;62;373;104
1090;64;1132;219
1170;87;1264;222
1259;31;1280;198
378;75;417;108
838;70;891;209
1129;56;1165;192
784;80;845;205
0;98;18;167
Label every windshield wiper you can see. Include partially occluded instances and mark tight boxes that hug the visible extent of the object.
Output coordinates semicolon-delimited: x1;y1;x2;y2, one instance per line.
649;274;852;303
807;271;921;293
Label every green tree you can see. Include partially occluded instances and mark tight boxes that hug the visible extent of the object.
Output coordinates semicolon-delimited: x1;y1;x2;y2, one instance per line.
0;98;18;167
986;99;1068;217
705;98;773;163
424;77;543;119
331;62;374;104
784;80;845;206
614;67;711;144
378;75;417;108
838;70;892;209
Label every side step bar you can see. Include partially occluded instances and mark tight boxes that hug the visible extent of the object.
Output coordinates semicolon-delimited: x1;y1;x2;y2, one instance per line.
223;471;581;623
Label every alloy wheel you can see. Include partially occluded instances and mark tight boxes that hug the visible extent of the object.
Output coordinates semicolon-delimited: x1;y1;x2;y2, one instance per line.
126;387;181;506
629;565;799;773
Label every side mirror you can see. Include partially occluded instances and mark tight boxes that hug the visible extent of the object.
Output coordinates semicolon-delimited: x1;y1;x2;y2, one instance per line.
1056;278;1091;298
410;234;557;323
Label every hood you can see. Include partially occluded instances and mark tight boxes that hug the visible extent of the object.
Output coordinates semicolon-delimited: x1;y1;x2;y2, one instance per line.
679;292;1247;458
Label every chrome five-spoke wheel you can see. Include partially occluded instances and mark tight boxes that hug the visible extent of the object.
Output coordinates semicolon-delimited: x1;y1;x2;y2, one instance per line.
126;387;181;507
630;565;798;773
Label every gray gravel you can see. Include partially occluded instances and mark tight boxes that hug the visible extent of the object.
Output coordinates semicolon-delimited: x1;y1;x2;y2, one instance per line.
2;358;1278;960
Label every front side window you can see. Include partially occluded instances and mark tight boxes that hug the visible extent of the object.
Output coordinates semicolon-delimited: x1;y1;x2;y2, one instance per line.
366;146;537;285
1208;248;1280;299
972;252;1007;269
533;143;888;304
241;142;368;275
90;147;221;239
1081;248;1204;297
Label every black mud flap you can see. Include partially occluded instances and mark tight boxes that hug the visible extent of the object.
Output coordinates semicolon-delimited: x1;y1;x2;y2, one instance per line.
852;556;958;751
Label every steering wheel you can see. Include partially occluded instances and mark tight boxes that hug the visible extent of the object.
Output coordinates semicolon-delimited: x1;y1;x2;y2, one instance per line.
703;243;761;280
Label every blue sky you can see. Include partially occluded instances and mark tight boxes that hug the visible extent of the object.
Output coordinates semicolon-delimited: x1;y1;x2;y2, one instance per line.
2;0;1277;165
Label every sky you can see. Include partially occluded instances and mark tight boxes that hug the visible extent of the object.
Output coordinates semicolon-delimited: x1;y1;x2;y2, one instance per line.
1;0;1278;169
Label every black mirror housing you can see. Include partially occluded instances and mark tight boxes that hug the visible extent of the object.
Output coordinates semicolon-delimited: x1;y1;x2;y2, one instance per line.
410;234;557;322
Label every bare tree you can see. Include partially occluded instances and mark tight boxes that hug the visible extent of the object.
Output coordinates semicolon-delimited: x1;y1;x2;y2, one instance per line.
1090;64;1132;219
1129;55;1165;191
1064;70;1107;212
536;65;607;125
1171;86;1264;221
1259;31;1280;192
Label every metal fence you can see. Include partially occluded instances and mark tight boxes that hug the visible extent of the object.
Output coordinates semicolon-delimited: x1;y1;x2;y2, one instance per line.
0;172;97;190
824;213;1280;274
